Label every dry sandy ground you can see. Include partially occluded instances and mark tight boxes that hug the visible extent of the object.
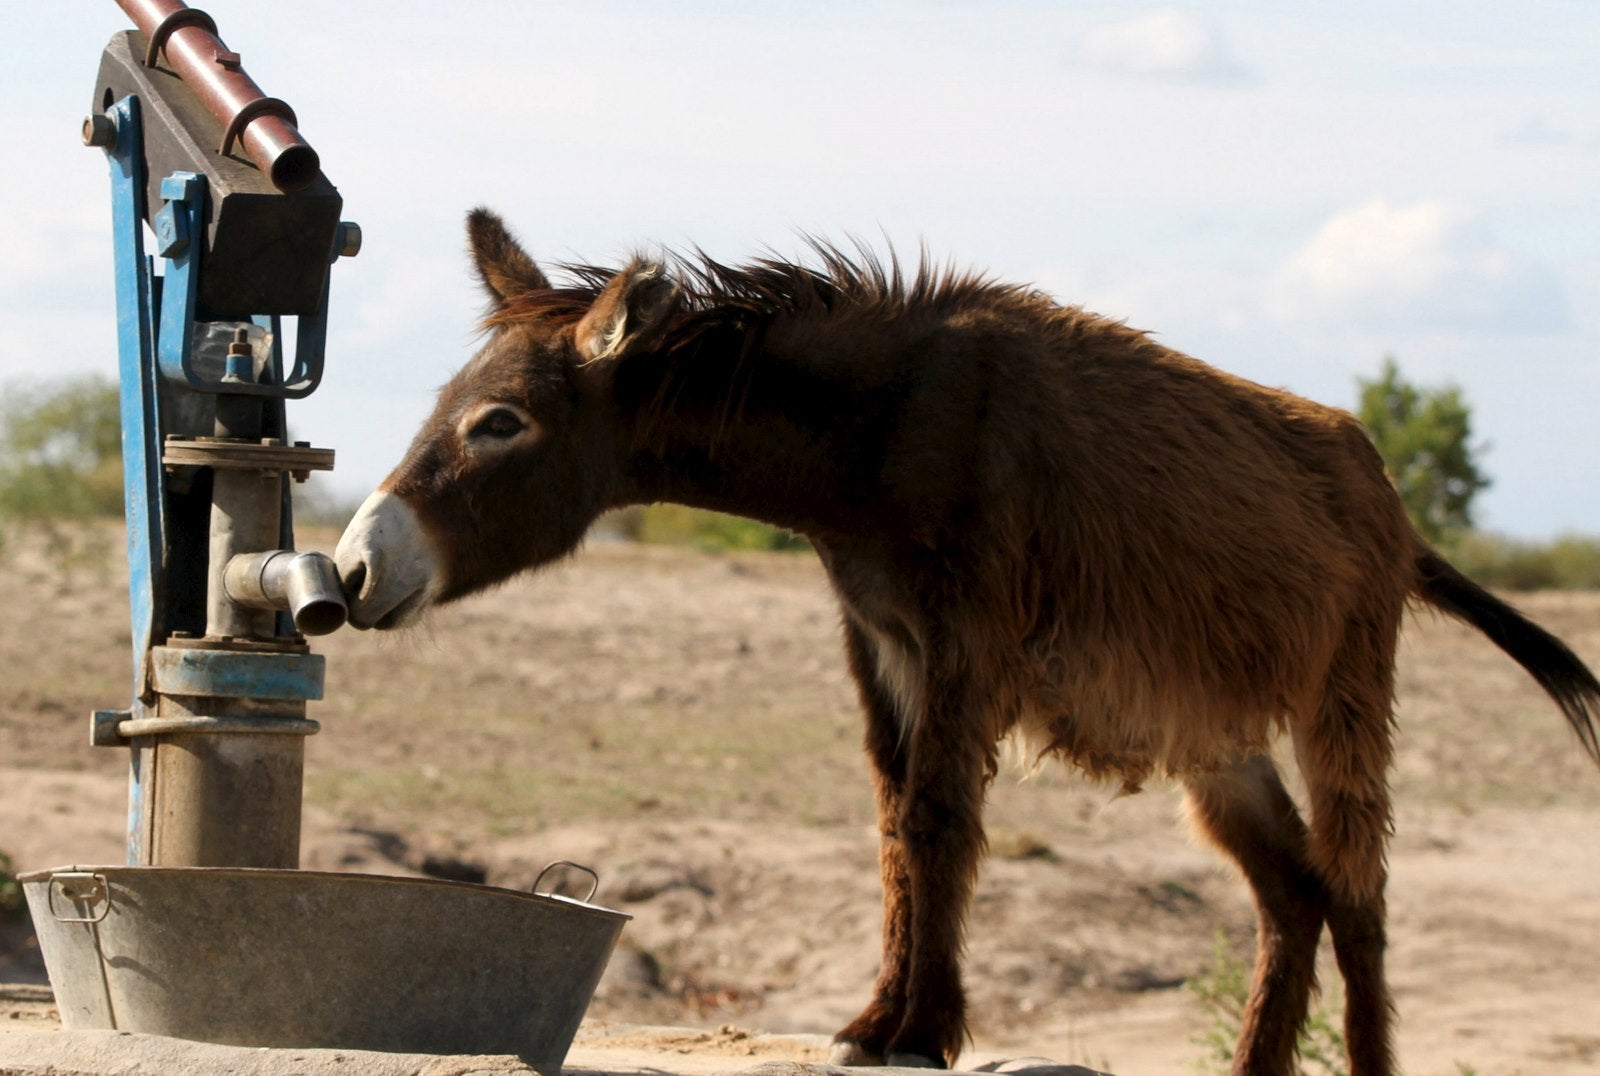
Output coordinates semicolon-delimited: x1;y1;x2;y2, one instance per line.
2;523;1599;1074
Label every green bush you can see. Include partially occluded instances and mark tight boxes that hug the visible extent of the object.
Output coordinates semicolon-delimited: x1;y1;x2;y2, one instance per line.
1449;532;1600;591
0;374;123;521
607;504;810;554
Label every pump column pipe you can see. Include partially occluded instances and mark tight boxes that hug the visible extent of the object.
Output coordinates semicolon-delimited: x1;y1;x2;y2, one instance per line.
206;327;278;641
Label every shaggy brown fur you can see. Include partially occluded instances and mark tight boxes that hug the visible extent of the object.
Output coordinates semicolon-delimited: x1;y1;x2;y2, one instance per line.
364;210;1600;1075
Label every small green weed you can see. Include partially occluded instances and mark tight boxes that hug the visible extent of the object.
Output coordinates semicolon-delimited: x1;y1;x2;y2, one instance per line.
1188;929;1347;1076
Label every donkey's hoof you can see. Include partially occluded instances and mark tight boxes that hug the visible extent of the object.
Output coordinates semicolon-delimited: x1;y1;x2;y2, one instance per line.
829;1039;885;1067
884;1052;945;1069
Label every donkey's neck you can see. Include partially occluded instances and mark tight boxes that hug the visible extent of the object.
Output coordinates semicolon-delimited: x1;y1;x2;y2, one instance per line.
612;315;936;543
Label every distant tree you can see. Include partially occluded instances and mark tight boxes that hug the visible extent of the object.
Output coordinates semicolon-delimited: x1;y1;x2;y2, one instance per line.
1356;357;1489;546
0;374;124;520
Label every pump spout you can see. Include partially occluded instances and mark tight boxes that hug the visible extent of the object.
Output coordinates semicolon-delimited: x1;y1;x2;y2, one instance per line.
223;550;348;636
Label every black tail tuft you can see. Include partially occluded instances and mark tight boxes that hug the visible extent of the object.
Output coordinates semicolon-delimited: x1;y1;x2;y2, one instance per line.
1416;550;1600;766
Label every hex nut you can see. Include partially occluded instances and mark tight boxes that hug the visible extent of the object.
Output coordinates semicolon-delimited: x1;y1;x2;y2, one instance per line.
82;114;116;148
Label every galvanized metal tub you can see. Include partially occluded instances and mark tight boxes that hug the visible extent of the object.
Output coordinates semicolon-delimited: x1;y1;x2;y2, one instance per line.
21;864;628;1073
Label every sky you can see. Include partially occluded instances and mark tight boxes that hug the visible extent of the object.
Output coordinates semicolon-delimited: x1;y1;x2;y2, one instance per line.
4;2;1597;538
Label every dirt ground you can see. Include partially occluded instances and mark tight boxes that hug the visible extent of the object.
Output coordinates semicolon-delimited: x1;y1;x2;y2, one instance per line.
2;522;1599;1074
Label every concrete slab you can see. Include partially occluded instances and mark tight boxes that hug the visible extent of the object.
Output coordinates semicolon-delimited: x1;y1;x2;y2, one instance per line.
0;1028;1110;1076
0;986;1111;1076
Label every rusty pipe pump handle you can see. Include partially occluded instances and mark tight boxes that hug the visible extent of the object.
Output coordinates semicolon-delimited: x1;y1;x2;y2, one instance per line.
114;0;320;192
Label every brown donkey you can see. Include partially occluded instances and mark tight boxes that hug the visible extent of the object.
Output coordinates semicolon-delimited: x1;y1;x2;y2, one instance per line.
335;210;1600;1075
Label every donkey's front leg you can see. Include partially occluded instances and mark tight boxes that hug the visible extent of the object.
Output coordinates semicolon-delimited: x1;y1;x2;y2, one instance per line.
882;676;991;1069
831;621;916;1067
832;683;987;1068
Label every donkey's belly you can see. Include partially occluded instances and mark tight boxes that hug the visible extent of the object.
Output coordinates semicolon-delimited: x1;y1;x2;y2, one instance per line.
1009;687;1284;788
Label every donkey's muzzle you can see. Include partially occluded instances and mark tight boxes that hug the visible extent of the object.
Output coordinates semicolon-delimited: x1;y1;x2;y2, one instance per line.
334;490;439;630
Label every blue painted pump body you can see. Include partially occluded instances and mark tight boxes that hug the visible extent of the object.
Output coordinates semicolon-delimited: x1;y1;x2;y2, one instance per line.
97;94;340;863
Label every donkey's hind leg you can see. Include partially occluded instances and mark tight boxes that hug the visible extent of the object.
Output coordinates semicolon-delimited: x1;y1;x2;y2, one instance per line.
1293;637;1399;1076
1184;753;1329;1076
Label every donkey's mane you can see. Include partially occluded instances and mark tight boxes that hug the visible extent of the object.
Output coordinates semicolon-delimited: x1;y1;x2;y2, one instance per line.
484;242;1051;341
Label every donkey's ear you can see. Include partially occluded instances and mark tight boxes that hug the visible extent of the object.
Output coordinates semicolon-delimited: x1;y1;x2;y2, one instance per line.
573;260;680;366
466;208;550;308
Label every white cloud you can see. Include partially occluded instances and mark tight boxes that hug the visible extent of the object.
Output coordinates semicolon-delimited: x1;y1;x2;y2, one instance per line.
1269;198;1570;334
1082;8;1250;85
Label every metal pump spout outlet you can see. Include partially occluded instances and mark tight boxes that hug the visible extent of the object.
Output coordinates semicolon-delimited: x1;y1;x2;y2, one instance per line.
223;550;347;636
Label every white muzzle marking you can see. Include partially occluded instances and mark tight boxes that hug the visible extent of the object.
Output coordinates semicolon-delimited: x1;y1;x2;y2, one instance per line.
335;490;440;630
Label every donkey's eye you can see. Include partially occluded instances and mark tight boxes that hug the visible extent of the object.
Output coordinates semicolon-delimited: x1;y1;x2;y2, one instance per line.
469;407;529;440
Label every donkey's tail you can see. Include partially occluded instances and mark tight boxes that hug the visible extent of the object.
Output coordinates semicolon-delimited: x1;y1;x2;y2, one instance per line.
1415;549;1600;766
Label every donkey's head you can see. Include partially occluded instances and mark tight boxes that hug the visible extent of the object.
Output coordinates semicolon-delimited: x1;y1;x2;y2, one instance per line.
335;209;679;629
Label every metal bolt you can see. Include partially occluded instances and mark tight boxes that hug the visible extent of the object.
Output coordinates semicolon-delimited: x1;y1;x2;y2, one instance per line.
223;329;254;382
335;221;363;258
82;114;116;148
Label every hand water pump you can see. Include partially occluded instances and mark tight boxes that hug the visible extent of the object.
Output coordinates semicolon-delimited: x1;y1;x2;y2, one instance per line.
16;8;629;1065
84;0;356;870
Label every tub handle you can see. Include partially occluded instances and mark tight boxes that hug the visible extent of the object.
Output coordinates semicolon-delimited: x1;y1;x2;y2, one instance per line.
47;872;111;924
533;860;599;903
